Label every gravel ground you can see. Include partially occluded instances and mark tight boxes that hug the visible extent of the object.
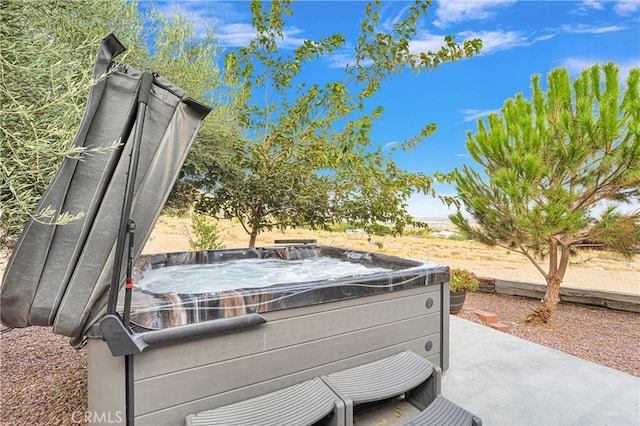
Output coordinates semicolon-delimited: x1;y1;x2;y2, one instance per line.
458;292;640;377
1;293;638;425
1;327;87;425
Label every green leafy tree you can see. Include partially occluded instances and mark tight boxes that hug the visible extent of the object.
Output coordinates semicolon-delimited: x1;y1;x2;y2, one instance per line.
194;0;482;247
451;63;640;323
0;0;229;248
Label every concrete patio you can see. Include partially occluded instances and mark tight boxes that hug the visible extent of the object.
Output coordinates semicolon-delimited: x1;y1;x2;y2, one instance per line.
357;316;640;425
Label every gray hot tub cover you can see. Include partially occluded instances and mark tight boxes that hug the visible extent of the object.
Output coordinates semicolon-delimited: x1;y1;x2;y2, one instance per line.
0;34;211;342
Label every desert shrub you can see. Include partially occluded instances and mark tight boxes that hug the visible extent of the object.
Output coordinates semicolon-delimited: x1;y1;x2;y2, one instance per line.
369;223;394;236
189;214;225;251
447;233;470;241
322;222;353;233
404;226;433;237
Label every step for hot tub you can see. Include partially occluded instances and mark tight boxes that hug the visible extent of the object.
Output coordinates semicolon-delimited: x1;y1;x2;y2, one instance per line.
321;351;481;426
321;351;437;424
398;395;482;426
184;377;345;426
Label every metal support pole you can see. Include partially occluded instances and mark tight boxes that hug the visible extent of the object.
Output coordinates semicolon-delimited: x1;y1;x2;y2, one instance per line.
125;354;135;425
123;220;136;329
105;71;154;426
107;72;153;316
440;281;445;370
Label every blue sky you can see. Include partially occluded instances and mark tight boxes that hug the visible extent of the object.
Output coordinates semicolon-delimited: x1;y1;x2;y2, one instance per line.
145;0;640;217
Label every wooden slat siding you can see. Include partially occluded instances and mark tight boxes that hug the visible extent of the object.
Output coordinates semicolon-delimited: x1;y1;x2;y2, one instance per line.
134;316;440;414
134;338;437;426
134;289;441;378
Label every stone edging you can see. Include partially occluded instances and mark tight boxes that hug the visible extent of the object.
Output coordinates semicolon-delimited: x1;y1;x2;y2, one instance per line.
476;277;640;313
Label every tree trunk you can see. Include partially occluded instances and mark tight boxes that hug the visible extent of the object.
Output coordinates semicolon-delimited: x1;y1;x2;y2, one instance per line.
248;230;258;248
542;276;562;312
526;276;561;324
526;242;571;324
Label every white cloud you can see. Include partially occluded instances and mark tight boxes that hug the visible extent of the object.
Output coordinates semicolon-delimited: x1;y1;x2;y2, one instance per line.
330;28;526;68
614;0;640;16
560;58;640;79
573;0;640;16
155;0;635;71
202;2;248;23
460;108;499;123
434;0;517;28
532;33;557;43
560;57;601;74
446;23;626;58
408;33;452;53
217;23;256;47
326;51;374;69
427;3;629;58
152;1;249;39
573;0;605;14
326;53;350;69
334;27;539;68
448;23;626;58
411;29;527;56
383;141;400;150
582;0;605;10
559;23;627;34
380;4;413;32
217;23;306;49
457;30;528;54
272;28;308;50
152;1;308;49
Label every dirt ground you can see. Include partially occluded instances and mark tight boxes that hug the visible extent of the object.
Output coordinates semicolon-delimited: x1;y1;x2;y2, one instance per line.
144;216;640;295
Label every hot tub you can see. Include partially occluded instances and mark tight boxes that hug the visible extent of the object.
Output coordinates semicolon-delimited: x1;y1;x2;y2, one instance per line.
0;36;453;425
87;244;450;425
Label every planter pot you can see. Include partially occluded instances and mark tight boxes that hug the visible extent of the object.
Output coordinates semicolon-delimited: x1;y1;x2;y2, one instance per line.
449;289;467;314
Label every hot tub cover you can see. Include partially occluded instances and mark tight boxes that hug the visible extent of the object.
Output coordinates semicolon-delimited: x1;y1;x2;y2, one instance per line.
0;34;211;341
123;246;449;330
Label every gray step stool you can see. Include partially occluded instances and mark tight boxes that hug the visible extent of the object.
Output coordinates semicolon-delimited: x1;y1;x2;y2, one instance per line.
184;377;345;426
321;351;481;425
398;395;482;426
186;351;481;426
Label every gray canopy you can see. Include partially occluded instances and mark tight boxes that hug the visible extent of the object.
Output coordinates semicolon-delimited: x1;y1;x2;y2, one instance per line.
0;34;211;343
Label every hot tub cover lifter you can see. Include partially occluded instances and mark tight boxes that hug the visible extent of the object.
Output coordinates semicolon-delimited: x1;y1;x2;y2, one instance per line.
0;34;211;343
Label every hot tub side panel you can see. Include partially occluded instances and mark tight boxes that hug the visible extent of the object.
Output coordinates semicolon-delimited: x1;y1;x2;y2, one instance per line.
88;284;448;425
